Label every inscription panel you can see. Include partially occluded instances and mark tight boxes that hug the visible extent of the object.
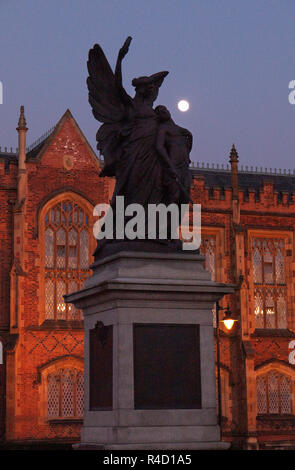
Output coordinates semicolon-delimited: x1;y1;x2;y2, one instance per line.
133;324;201;409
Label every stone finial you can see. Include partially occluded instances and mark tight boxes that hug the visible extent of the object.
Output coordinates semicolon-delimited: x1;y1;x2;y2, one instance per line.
229;143;239;201
17;105;28;131
229;143;239;163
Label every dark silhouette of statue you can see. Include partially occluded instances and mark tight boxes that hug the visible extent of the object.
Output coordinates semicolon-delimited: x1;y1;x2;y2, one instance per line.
155;105;192;206
87;37;193;254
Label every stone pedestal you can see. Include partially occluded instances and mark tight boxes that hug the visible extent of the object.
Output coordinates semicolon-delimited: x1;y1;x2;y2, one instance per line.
65;250;234;450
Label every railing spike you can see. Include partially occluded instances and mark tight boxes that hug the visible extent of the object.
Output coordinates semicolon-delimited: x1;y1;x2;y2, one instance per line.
26;125;55;152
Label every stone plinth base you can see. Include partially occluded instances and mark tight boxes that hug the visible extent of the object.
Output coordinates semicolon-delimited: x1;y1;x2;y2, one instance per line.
66;250;234;451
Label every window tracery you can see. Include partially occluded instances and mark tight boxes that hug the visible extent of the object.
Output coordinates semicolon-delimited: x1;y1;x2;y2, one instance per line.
252;238;287;329
44;199;91;321
47;368;84;419
256;370;292;415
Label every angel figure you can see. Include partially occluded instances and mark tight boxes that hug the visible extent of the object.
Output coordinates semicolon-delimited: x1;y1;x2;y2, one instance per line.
87;36;169;209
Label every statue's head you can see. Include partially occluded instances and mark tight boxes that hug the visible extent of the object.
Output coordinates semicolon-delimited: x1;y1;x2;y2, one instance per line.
155;105;171;122
132;71;168;102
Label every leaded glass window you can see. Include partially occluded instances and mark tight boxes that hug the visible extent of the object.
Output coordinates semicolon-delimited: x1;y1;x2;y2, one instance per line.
252;238;287;329
256;371;291;415
44;199;91;321
47;368;84;419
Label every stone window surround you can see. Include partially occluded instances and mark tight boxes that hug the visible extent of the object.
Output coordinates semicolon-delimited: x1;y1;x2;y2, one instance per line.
247;229;294;334
38;191;95;326
37;355;84;423
255;361;295;416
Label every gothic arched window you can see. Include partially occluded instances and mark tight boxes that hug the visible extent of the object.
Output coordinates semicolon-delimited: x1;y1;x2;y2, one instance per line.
252;238;287;329
44;198;91;321
47;368;84;419
256;370;292;415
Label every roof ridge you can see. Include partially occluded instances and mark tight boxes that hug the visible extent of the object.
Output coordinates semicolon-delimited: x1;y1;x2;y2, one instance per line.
26;126;55;153
189;161;295;176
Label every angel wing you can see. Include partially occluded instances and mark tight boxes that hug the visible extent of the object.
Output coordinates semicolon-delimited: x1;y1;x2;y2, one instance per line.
87;44;131;176
87;44;126;123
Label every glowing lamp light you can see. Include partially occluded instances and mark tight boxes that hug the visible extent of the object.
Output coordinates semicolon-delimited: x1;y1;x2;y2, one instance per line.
220;306;237;331
255;306;263;316
57;303;66;312
222;318;235;331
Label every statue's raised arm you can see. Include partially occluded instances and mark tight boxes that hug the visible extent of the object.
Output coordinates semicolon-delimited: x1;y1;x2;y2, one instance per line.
114;36;133;104
87;38;132;124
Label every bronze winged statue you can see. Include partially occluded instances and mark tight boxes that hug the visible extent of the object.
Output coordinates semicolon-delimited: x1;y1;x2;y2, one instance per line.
87;36;192;207
87;37;193;254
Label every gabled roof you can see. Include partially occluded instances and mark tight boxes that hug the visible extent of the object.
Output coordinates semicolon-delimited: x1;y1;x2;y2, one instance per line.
25;109;102;170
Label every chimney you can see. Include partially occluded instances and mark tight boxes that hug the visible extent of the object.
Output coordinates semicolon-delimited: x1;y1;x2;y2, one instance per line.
16;106;28;201
229;144;239;200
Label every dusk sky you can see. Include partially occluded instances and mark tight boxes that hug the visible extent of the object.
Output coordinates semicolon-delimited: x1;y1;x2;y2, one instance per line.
0;0;295;169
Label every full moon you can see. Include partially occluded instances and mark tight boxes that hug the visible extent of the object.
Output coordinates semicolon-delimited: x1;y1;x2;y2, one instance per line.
178;100;190;112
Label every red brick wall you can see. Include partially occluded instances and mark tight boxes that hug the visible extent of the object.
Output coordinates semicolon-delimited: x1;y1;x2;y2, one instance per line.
0;158;17;439
0;160;17;329
2;112;295;446
6;113;112;441
193;173;295;448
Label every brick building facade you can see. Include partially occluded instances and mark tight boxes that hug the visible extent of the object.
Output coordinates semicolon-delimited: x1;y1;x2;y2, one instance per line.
0;107;295;449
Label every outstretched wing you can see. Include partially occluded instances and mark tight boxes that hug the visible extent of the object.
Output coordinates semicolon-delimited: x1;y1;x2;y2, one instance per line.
87;44;126;123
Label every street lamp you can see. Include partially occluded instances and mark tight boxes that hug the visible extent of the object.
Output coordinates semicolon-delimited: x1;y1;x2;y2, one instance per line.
220;305;238;331
215;301;237;435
